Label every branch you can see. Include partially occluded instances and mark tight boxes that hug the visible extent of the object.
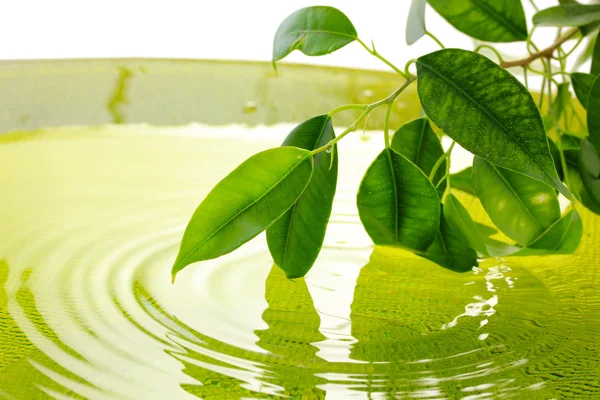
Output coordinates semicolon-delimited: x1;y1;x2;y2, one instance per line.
500;27;579;68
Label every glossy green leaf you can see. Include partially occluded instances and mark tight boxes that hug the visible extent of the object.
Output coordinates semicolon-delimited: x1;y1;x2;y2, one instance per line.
580;140;600;210
548;138;564;181
272;6;357;68
266;116;337;279
390;117;445;194
427;0;527;42
473;157;561;246
419;207;478;273
450;167;476;195
581;20;600;37
533;4;600;27
417;49;569;197
406;0;427;45
512;210;583;256
571;72;596;109
565;164;600;215
172;147;314;278
587;74;600;155
357;148;440;252
443;194;488;256
592;32;600;75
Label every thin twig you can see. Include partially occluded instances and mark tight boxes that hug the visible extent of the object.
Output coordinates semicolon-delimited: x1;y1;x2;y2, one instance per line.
500;27;579;68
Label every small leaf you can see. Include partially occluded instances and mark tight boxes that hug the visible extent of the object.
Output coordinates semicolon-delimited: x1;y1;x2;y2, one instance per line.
390;117;446;195
473;157;561;246
571;72;596;109
416;49;569;197
357;148;440;252
552;83;571;122
427;0;527;42
272;6;357;67
512;210;583;256
406;0;427;45
443;194;488;256
592;31;600;75
172;147;314;278
267;116;337;279
587;74;600;155
450;167;476;195
419;207;478;273
533;4;600;27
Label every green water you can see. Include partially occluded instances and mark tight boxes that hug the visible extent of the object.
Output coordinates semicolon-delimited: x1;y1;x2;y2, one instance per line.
0;125;599;399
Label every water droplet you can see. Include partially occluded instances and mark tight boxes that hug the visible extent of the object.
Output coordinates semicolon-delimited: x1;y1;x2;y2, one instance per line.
325;146;332;153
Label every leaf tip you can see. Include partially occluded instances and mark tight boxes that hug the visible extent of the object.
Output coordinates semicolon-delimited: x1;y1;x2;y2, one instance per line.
171;272;178;284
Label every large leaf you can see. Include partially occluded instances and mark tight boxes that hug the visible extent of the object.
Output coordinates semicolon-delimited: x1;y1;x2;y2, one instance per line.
566;164;600;215
172;147;314;278
571;72;596;109
357;148;440;252
266;116;337;279
473;157;561;246
533;4;600;27
588;74;600;155
416;49;569;197
592;32;600;75
419;207;478;273
406;0;427;45
450;167;476;195
272;6;357;67
427;0;527;42
390;117;446;194
512;210;583;256
443;194;488;256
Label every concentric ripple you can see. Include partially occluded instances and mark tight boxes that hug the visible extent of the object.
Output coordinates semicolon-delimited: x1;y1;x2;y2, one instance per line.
0;125;599;399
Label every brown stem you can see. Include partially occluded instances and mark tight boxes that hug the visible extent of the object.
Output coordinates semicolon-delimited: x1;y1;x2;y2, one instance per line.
500;27;579;68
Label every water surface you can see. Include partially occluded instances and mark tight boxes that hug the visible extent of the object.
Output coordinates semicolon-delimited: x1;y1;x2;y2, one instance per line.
0;125;598;399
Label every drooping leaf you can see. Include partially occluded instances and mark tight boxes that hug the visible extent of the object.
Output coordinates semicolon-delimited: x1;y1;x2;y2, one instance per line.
443;194;488;256
587;74;600;154
571;72;596;109
592;32;600;75
574;36;598;70
172;147;314;278
533;4;600;27
473;157;561;246
357;148;440;252
419;207;478;273
580;139;600;209
581;20;600;37
427;0;527;42
267;116;337;279
406;0;427;45
416;49;569;197
512;210;583;256
390;117;445;195
566;164;600;215
450;167;476;195
552;83;571;122
272;6;357;68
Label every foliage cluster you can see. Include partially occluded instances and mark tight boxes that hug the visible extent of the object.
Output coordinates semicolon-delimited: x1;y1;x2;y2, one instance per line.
172;1;600;281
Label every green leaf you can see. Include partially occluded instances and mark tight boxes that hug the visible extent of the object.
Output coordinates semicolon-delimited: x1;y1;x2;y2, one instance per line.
427;0;527;42
580;139;600;209
592;32;600;75
419;207;478;273
172;147;314;278
406;0;427;45
512;210;583;256
357;148;440;252
571;72;596;109
390;117;445;195
587;74;600;155
416;49;569;197
443;194;488;256
473;157;561;246
266;116;337;279
565;164;600;215
533;4;600;27
450;167;476;195
552;83;571;122
272;6;357;68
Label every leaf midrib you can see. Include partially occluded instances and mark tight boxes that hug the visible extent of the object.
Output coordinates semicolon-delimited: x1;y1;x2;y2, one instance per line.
386;149;399;243
175;152;311;271
471;0;525;38
280;120;331;269
285;29;357;40
418;58;554;187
